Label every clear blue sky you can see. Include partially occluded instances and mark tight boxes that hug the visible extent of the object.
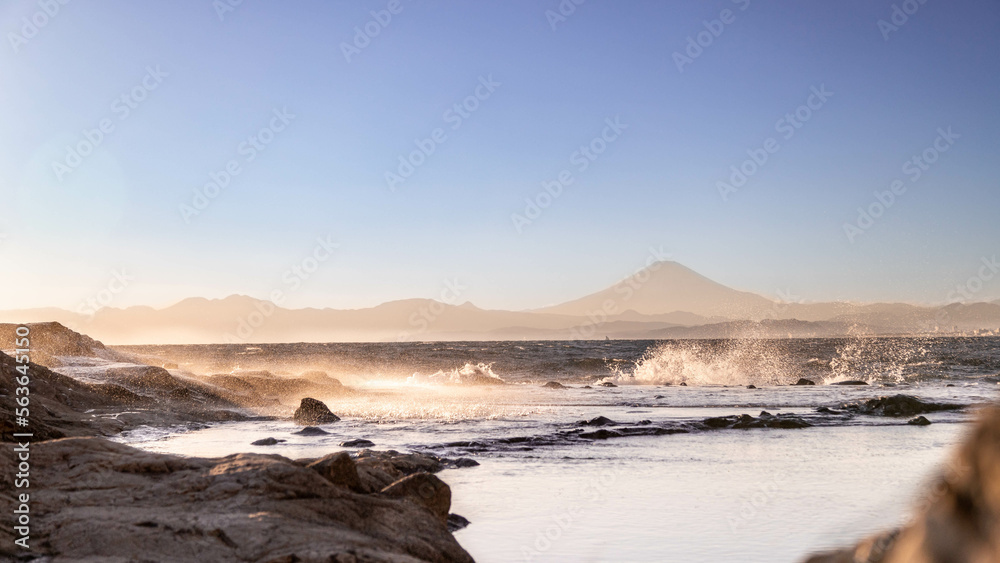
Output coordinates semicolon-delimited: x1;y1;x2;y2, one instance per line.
1;0;998;311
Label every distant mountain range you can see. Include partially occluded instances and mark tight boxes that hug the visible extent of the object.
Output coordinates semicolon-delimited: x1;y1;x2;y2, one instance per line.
1;261;998;344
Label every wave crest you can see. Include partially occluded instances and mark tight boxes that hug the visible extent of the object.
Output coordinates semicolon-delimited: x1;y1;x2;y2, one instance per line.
406;362;507;385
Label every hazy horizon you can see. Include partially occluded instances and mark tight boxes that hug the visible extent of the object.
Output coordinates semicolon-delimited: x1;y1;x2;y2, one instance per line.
2;1;998;312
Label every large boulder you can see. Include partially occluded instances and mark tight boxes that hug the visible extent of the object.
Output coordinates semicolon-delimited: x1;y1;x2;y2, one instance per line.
0;437;473;562
293;397;340;425
841;394;963;417
380;473;452;524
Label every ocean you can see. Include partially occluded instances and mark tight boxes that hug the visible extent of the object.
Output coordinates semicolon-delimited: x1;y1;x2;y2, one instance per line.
112;337;1000;562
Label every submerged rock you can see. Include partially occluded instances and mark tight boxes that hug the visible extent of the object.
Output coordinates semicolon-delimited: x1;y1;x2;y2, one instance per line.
542;381;567;389
340;438;375;448
702;413;811;430
598;381;617;387
907;416;931;426
251;437;283;446
453;458;480;468
579;429;623;440
293;397;341;425
842;394;963;418
447;513;471;532
832;380;869;386
292;426;330;436
795;378;817;386
746;384;757;389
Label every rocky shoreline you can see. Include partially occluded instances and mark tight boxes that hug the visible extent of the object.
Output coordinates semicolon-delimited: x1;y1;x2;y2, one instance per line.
0;323;475;562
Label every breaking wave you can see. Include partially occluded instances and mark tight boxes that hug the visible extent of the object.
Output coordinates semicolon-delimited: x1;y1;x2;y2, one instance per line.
603;340;795;386
406;362;507;385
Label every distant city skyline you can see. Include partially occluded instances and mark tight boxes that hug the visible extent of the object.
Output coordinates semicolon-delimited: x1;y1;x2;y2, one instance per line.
1;0;998;311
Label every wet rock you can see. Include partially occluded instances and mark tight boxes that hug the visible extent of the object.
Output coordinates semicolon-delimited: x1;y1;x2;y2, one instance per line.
679;382;687;386
795;378;816;386
340;438;375;448
842;394;963;418
907;416;931;426
453;458;480;468
292;426;329;436
702;413;811;430
251;437;283;446
542;381;567;389
380;473;451;523
816;406;838;414
579;416;616;426
0;437;473;562
306;451;363;492
579;429;623;440
746;384;757;389
447;514;471;532
293;397;340;425
581;385;592;389
759;411;772;417
637;419;653;425
832;380;869;386
598;381;617;387
654;395;665;399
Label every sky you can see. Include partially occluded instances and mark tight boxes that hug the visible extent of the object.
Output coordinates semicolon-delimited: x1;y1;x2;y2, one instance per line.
1;0;998;312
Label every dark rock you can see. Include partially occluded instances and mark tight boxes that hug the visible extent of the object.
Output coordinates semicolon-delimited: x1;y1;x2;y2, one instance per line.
581;385;592;389
908;416;932;426
795;378;816;386
679;382;687;386
579;429;622;440
816;406;838;414
251;437;283;446
340;439;375;448
637;419;652;425
832;380;869;386
759;411;773;417
306;451;363;492
542;381;567;389
598;381;617;387
842;394;963;418
292;426;329;436
380;473;451;523
293;397;340;425
702;416;736;429
453;458;480;468
580;416;616;426
654;395;665;399
447;513;471;532
703;413;811;430
746;384;757;389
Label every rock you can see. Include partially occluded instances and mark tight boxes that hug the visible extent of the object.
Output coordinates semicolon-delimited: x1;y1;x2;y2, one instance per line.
907;416;931;426
306;452;363;492
293;397;340;425
380;473;451;523
637;419;652;425
816;406;838;414
0;437;473;562
353;450;446;493
580;416;616;426
340;438;375;448
759;411;772;417
832;380;869;386
746;384;757;389
702;413;812;430
447;514;471;532
579;429;623;440
292;426;329;436
581;385;592;389
679;382;687;386
542;381;567;389
795;378;816;386
803;407;1000;563
251;437;283;446
598;381;617;387
654;394;665;399
842;395;963;418
453;458;480;468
